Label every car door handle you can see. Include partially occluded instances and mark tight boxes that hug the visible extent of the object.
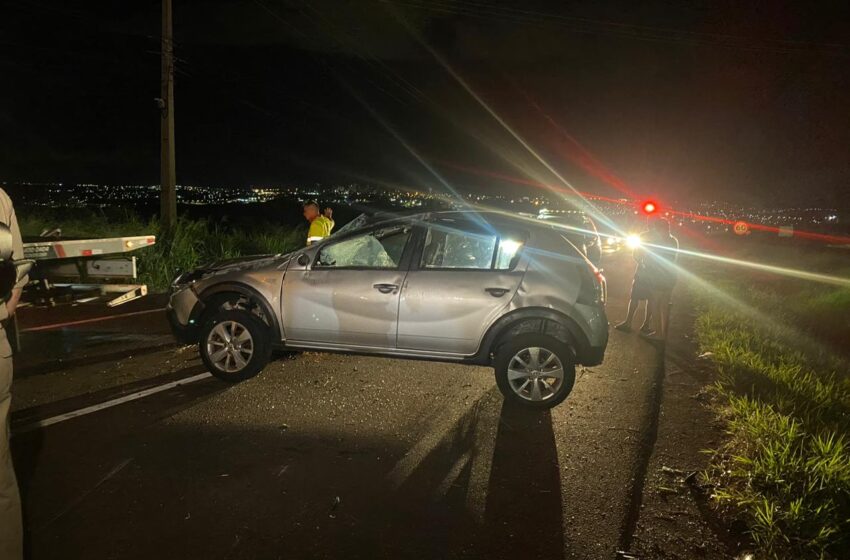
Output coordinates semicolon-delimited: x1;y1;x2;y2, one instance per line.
485;287;510;297
373;283;399;294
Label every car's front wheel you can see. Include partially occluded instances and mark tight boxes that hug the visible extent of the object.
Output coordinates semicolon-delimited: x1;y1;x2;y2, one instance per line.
199;309;272;382
494;334;576;409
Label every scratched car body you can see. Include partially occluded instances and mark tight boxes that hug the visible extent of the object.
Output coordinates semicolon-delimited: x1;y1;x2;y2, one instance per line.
167;210;608;408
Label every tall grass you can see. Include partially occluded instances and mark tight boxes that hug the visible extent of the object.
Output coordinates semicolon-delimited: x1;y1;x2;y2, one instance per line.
20;211;304;292
695;274;850;558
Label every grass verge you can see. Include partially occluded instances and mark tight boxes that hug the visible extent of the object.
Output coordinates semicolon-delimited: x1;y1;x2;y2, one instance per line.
694;268;850;558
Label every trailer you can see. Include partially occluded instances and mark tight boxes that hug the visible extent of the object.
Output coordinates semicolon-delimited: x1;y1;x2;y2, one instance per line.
22;234;157;308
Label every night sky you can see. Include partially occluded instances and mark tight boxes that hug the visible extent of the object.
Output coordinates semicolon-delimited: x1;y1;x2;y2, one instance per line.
2;0;850;207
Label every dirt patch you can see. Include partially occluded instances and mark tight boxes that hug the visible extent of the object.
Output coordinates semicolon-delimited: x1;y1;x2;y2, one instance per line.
627;294;746;559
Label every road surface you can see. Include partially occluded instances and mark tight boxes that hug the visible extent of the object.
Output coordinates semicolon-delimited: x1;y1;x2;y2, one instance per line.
11;250;664;560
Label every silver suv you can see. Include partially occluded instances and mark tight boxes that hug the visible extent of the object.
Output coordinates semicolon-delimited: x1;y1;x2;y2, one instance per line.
167;211;608;408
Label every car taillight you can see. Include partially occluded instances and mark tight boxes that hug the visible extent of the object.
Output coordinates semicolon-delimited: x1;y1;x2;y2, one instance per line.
594;268;607;304
577;265;606;305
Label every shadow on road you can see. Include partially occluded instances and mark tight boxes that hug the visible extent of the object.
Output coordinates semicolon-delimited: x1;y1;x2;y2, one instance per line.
483;400;564;559
391;390;564;559
18;387;566;559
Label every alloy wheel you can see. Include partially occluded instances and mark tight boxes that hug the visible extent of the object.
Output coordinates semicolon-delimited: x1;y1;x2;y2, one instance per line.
206;320;254;373
506;346;565;402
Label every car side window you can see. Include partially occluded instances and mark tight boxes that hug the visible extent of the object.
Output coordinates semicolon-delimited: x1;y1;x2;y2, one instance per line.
316;226;411;269
420;223;525;270
494;238;523;270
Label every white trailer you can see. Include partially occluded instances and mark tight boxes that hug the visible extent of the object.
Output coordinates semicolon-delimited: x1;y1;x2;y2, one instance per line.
22;234;157;307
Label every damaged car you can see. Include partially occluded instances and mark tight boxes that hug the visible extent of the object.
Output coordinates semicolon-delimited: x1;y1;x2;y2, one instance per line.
167;210;608;408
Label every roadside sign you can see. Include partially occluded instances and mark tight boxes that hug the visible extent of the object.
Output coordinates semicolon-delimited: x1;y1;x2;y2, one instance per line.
733;221;749;236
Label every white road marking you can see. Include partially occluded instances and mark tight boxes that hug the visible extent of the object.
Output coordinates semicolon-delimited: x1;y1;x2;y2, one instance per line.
13;372;212;435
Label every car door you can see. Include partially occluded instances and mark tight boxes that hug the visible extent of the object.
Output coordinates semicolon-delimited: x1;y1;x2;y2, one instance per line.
281;223;413;348
397;218;528;355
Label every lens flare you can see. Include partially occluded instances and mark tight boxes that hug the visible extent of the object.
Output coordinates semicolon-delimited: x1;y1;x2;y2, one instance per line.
626;235;642;249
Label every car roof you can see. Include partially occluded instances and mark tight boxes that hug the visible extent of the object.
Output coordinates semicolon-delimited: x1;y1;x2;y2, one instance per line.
346;208;549;231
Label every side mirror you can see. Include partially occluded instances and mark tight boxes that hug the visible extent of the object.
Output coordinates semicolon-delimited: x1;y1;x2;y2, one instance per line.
297;253;310;267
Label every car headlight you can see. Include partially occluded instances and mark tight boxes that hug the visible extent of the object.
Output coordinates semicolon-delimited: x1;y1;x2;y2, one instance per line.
171;269;203;288
626;235;642;249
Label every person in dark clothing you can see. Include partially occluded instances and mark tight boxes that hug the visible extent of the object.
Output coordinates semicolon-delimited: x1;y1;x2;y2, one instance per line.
640;218;679;344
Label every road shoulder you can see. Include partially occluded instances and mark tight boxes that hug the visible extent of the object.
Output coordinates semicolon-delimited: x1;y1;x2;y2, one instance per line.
628;294;740;559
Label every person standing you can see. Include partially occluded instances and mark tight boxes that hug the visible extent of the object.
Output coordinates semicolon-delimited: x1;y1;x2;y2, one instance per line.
0;188;27;560
641;218;679;345
614;231;653;333
303;201;334;246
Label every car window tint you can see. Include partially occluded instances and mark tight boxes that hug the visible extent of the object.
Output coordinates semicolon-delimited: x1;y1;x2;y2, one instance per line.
317;227;410;269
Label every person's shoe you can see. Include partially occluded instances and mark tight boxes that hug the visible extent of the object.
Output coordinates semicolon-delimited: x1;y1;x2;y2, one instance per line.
639;323;653;334
639;330;657;339
614;322;632;332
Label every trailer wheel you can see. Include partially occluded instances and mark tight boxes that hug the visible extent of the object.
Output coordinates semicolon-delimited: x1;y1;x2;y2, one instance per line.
199;309;272;382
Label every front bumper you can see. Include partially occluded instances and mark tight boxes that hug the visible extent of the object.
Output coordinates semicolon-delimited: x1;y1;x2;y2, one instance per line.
167;306;200;344
167;285;203;344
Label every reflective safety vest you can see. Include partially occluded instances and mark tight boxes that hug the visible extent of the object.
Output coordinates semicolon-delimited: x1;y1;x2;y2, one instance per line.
307;216;334;245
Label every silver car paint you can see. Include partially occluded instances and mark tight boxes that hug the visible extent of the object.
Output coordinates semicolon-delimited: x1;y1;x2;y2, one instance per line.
397;266;528;354
168;211;608;361
170;255;290;339
512;228;608;348
281;267;406;347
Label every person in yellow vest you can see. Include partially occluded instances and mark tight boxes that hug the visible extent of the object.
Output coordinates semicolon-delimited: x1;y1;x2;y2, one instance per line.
303;201;334;246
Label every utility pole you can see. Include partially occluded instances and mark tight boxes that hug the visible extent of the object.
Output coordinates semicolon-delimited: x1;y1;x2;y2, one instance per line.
160;0;177;230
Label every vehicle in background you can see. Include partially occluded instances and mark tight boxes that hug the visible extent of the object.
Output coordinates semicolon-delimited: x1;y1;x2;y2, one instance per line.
537;211;603;267
168;210;609;409
595;221;624;254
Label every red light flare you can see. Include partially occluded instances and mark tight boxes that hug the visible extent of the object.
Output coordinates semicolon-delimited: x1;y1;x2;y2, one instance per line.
641;200;658;215
667;209;850;245
435;159;850;246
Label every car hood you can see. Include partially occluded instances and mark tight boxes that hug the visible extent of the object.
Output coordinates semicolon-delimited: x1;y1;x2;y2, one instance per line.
206;252;296;274
174;253;293;286
205;254;282;270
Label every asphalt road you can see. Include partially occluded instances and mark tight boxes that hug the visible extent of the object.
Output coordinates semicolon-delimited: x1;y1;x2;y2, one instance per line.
10;250;663;560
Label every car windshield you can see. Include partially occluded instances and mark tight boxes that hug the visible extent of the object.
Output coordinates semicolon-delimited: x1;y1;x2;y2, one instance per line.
335;213;369;236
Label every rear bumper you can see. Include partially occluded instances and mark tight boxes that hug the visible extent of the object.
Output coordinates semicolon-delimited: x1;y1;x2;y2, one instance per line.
580;344;606;366
576;303;608;366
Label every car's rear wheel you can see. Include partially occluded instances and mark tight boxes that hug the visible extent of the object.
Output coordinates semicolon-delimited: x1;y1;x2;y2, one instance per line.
200;309;272;382
494;334;576;409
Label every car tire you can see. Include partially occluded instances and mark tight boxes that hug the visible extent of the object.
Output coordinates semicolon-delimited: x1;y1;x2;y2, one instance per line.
494;334;576;409
199;309;273;382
